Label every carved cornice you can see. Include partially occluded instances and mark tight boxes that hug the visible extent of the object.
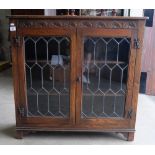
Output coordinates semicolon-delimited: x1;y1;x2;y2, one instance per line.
17;20;78;28
17;20;137;29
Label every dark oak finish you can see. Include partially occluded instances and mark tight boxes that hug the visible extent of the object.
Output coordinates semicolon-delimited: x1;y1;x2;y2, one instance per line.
9;16;146;141
76;28;135;127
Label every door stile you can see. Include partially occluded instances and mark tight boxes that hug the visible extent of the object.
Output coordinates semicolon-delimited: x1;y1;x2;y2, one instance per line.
17;28;77;126
75;28;136;128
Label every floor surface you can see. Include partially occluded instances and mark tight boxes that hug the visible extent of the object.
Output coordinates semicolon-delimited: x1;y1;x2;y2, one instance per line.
0;68;155;145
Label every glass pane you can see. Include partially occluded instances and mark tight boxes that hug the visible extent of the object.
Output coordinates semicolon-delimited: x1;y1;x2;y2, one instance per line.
82;37;130;118
24;36;70;118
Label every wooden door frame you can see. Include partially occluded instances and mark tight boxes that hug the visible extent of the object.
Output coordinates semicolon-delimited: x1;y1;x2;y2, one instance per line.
75;28;136;129
16;27;76;128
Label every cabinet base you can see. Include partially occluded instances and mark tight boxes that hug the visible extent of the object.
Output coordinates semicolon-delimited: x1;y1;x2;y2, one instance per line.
15;129;135;141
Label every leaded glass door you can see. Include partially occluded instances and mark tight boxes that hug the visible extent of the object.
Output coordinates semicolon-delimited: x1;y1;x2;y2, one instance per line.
19;28;76;126
76;29;136;128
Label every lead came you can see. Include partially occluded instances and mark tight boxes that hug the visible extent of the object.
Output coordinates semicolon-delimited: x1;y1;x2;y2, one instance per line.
24;36;70;118
82;37;130;118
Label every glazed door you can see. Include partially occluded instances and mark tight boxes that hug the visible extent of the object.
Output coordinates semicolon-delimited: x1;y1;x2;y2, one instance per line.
18;28;76;127
76;28;136;129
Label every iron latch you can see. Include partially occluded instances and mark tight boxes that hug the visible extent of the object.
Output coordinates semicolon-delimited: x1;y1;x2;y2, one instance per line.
127;108;133;119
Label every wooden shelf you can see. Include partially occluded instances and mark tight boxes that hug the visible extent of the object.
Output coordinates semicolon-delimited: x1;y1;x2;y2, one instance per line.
26;60;53;63
26;60;126;64
87;60;126;64
25;60;69;67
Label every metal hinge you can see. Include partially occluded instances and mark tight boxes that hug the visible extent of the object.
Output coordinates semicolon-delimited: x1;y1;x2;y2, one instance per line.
17;107;25;117
134;38;140;49
127;108;133;119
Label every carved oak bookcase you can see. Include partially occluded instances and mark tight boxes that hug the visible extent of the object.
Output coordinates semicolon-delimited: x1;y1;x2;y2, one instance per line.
9;16;146;140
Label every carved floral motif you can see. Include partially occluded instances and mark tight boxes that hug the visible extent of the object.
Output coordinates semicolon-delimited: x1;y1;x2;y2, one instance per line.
17;19;137;29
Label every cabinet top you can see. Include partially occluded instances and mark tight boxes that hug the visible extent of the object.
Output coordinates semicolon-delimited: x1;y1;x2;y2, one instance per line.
8;15;147;20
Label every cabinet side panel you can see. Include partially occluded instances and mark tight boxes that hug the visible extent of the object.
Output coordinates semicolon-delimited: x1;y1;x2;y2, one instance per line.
9;19;21;125
131;20;146;128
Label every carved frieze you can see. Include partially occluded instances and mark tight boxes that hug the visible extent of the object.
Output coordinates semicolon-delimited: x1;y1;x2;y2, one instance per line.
17;19;137;29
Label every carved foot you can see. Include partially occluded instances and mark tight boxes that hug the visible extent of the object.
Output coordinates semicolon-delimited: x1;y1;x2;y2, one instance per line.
120;132;135;141
127;132;135;141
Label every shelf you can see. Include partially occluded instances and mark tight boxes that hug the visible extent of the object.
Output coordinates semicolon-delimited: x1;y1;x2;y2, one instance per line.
25;60;69;67
26;60;50;63
87;60;126;64
26;60;126;64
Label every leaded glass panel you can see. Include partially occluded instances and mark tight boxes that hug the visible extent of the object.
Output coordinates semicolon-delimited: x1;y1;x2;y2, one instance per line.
24;36;70;118
82;37;130;118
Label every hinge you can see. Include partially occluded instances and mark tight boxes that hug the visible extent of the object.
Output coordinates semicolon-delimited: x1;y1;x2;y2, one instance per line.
127;108;133;119
17;107;26;117
134;38;140;49
11;36;21;47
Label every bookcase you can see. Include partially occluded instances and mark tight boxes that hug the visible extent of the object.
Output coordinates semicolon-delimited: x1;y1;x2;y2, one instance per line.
9;16;146;140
